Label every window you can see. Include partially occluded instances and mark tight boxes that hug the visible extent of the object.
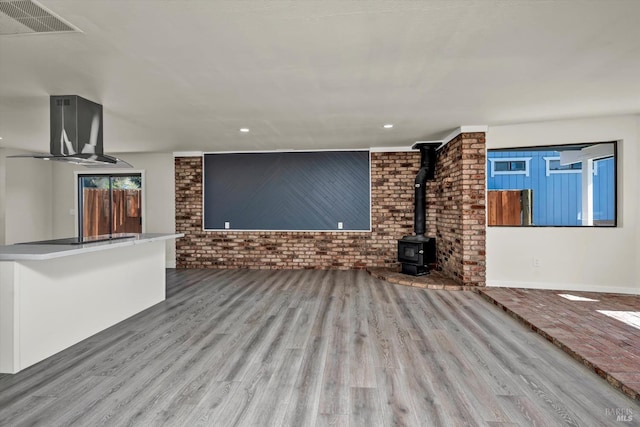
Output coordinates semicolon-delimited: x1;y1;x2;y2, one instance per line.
78;173;143;237
544;157;587;176
489;157;532;177
495;160;526;172
487;142;616;227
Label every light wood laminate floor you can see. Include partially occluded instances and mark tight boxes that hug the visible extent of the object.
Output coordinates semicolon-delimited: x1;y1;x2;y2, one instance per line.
1;269;638;426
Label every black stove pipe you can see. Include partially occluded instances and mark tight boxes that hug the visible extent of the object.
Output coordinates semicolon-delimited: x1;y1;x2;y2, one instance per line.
413;143;437;237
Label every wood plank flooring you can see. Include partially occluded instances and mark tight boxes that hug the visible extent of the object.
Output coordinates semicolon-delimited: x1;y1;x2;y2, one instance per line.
1;269;638;426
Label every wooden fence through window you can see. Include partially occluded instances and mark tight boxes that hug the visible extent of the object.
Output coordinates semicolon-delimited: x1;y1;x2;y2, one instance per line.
487;189;533;226
83;188;141;237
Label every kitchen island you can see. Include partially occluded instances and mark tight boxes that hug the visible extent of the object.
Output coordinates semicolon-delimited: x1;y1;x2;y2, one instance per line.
0;233;182;374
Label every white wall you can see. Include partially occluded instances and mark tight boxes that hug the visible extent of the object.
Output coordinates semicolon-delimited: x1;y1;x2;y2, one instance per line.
487;115;639;294
51;152;177;267
0;148;5;245
636;116;640;293
1;149;53;244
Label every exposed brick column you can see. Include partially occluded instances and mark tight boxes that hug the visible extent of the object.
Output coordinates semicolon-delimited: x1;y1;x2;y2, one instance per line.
435;132;486;286
175;156;203;268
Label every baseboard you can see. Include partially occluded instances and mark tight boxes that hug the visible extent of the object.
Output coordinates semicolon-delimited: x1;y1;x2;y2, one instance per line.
487;280;640;295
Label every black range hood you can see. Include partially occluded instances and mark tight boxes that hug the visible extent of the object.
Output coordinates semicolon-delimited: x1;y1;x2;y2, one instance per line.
9;95;132;168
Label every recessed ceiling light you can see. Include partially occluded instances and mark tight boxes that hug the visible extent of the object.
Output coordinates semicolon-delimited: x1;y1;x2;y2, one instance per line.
383;124;394;129
239;128;250;133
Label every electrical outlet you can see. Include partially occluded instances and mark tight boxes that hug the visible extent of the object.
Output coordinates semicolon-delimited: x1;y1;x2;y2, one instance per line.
224;221;230;229
337;222;343;230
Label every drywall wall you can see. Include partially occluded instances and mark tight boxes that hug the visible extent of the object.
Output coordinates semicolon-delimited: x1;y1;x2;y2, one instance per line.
637;115;640;292
487;115;639;293
51;153;177;267
0;149;6;245
2;149;53;244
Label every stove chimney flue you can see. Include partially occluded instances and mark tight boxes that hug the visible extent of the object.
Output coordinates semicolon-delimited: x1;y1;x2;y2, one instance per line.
413;142;438;237
397;141;440;276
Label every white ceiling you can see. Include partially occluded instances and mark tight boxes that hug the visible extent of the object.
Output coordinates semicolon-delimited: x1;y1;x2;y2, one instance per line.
1;0;639;155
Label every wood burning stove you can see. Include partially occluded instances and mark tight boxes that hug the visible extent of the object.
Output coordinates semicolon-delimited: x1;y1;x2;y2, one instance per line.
397;142;439;276
397;238;436;276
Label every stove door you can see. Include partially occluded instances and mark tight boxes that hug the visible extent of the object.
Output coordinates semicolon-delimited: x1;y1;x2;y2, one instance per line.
397;241;425;264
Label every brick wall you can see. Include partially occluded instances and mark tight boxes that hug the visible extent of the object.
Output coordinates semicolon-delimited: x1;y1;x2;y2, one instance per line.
436;136;464;281
175;152;436;270
175;136;485;287
436;133;486;286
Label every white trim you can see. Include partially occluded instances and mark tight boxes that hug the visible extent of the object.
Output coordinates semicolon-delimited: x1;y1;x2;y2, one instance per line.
201;229;372;233
203;148;369;155
368;149;372;231
74;170;146;237
486;280;640;295
178;148;408;155
201;157;205;230
173;151;203;157
370;146;414;152
581;158;594;226
440;125;489;149
488;157;532;177
178;147;429;154
543;156;583;176
413;140;445;150
560;142;615;164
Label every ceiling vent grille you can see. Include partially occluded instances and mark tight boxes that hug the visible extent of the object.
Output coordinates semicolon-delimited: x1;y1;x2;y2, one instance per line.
0;0;79;35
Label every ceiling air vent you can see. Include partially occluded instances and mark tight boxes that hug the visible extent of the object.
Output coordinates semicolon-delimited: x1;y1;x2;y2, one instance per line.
0;0;79;36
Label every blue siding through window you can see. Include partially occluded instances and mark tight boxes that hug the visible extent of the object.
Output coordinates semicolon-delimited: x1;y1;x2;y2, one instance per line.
487;151;614;226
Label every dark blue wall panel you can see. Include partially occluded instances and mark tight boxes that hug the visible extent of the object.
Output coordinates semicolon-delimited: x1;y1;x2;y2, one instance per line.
203;151;371;230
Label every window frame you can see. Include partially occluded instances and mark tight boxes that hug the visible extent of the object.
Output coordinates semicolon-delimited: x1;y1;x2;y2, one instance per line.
543;156;590;176
487;141;617;228
488;157;532;177
74;170;146;237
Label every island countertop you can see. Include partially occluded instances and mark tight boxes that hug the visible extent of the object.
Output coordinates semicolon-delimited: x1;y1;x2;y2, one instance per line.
0;232;181;374
0;233;183;261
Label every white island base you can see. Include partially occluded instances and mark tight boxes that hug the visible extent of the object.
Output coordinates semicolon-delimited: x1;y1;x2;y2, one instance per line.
0;234;181;374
